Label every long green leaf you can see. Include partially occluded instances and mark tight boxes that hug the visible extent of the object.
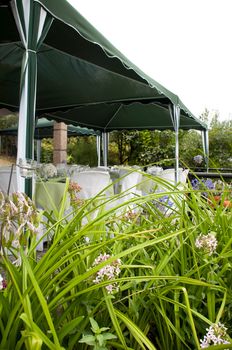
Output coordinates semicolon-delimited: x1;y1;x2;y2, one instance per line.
115;309;157;350
103;289;128;349
20;249;62;349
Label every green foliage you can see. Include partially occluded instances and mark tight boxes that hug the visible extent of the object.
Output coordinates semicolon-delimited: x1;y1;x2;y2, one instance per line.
179;130;202;167
0;115;18;157
67;136;98;166
79;317;117;349
208;117;232;168
110;130;176;166
0;114;18;129
107;110;232;169
40;138;53;163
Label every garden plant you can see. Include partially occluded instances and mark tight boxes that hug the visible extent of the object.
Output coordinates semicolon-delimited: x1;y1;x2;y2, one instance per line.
0;172;232;349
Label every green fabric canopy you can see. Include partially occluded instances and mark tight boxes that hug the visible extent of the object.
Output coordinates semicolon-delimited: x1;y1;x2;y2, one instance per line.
45;103;203;132
0;0;206;130
0;0;207;194
0;118;98;139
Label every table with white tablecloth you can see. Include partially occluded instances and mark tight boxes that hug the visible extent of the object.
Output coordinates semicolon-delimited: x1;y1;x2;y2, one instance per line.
34;180;70;213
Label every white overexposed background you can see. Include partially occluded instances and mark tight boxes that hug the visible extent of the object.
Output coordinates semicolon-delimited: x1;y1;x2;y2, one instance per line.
68;0;232;122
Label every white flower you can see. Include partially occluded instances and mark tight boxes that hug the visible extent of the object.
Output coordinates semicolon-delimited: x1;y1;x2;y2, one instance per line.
27;221;39;234
195;233;218;256
200;323;230;348
92;253;121;294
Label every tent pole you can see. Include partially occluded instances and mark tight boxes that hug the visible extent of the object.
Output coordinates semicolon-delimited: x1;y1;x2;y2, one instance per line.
202;129;209;172
96;135;101;167
102;132;108;167
169;104;180;183
11;1;52;197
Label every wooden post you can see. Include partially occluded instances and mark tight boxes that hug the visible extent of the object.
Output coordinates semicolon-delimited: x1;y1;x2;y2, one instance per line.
53;122;67;164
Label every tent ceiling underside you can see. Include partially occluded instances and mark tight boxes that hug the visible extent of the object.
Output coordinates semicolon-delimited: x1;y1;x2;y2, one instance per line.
0;1;207;132
44;102;205;131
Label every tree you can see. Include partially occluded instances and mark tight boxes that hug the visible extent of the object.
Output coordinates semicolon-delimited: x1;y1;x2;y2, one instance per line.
208;116;232;168
0;114;18;157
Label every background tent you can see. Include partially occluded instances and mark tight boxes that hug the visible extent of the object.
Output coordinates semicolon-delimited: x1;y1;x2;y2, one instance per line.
0;117;100;163
0;0;208;194
0;118;98;139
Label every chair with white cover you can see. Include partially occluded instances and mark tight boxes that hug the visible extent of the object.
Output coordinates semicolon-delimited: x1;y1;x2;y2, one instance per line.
155;168;189;216
139;166;163;195
114;168;143;213
156;168;188;190
71;170;114;226
118;168;143;195
68;164;90;179
146;166;163;176
72;170;113;199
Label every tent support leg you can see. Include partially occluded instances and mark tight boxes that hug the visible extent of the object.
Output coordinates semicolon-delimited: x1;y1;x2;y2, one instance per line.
169;104;180;183
202;129;209;172
102;132;108;167
11;1;52;197
96;135;101;167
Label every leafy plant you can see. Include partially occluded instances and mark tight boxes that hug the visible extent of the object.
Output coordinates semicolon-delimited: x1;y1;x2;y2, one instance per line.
79;317;117;350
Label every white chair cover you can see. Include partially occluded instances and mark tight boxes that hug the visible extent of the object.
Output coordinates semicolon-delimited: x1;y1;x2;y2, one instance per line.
72;170;113;199
118;169;143;194
138;167;163;195
157;168;184;189
155;168;189;216
68;164;90;179
146;166;163;175
114;169;143;213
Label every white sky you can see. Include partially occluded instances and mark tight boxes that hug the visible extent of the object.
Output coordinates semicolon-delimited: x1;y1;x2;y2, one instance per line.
68;0;232;122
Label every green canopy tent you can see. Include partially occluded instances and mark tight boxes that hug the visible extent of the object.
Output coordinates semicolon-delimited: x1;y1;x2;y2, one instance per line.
0;0;208;195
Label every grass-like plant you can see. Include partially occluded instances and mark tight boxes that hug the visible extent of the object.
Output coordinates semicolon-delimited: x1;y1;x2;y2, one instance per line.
0;172;232;349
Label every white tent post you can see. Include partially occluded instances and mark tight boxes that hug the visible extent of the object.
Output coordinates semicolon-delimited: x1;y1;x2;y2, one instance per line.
169;104;180;183
11;1;52;196
96;135;101;167
202;129;209;172
102;132;108;167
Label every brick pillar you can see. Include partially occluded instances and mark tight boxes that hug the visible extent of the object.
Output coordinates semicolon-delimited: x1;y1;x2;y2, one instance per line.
53;122;67;164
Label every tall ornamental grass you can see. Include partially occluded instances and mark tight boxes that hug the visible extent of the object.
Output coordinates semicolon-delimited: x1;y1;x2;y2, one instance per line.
0;173;232;349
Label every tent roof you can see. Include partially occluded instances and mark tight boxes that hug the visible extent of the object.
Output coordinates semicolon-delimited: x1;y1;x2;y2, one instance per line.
0;117;98;139
0;0;207;131
44;102;204;132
